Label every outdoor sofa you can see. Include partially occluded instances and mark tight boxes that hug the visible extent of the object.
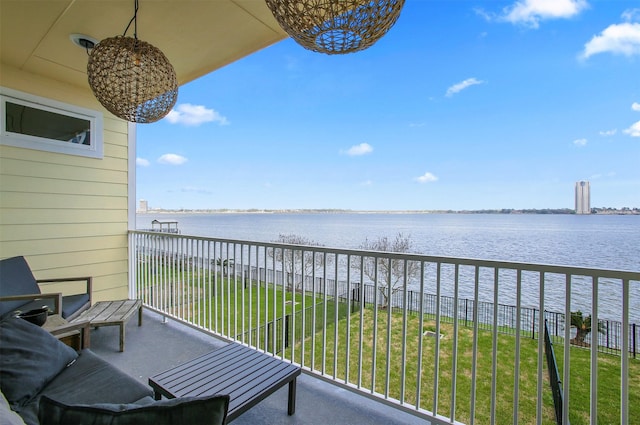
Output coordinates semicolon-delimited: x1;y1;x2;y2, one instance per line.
0;313;229;425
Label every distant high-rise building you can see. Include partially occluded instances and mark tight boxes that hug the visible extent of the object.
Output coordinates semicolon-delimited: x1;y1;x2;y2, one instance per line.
575;181;590;214
139;199;148;213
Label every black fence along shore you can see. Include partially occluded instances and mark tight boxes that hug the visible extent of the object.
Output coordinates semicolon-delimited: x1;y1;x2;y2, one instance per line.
240;265;638;358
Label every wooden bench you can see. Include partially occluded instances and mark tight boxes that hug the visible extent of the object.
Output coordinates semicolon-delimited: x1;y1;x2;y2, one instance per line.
148;343;301;422
71;299;142;352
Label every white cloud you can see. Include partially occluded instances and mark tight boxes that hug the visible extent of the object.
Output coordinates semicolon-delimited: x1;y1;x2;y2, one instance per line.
622;9;640;22
446;78;485;97
360;180;373;187
590;172;616;180
623;120;640;137
474;8;494;22
344;143;373;156
599;129;617;136
165;103;229;126
285;55;299;71
415;172;438;183
573;138;587;146
501;0;588;28
136;157;150;167
623;104;640;136
158;153;188;165
180;186;213;194
581;22;640;59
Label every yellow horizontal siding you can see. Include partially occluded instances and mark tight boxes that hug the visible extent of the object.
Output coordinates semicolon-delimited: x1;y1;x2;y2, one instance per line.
0;192;127;210
105;141;129;160
92;285;130;303
30;248;127;271
89;271;134;292
1;223;127;241
16;250;129;300
0;147;128;178
1;64;131;301
7;253;127;278
103;116;129;139
0;175;126;198
0;235;126;257
0;209;126;225
37;264;129;303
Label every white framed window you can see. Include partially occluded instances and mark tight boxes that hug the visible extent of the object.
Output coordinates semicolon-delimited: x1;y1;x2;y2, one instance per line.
1;87;103;159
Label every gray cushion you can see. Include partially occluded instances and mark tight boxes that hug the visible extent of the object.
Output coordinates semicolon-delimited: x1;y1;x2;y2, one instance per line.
38;394;230;425
0;391;26;425
0;315;77;409
0;256;41;317
59;293;90;319
0;255;89;320
19;349;153;425
9;294;90;321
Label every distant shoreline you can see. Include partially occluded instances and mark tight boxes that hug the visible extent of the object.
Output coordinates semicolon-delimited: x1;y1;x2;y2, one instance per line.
137;208;639;215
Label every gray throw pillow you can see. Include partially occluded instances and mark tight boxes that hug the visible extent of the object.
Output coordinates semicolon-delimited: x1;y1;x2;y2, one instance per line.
38;394;230;425
0;315;78;409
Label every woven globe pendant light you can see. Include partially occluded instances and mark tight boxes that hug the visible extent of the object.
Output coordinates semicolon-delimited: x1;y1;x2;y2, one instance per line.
87;1;177;123
265;0;405;55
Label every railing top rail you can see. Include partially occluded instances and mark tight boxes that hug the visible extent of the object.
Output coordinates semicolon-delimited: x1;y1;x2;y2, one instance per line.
129;230;640;279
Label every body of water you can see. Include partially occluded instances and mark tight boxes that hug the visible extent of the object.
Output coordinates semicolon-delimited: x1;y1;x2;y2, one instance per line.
136;212;639;322
137;212;638;270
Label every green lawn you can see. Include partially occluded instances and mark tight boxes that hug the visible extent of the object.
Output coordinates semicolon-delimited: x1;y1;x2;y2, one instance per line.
553;342;640;425
137;265;349;352
291;306;639;424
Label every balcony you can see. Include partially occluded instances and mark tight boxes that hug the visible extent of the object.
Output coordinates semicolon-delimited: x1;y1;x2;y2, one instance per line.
125;230;640;425
91;308;428;425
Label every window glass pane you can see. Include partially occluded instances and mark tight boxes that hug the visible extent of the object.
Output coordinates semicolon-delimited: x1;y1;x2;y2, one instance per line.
5;101;91;145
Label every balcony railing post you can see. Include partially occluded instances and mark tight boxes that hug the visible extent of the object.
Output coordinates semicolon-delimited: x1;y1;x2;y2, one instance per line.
633;323;637;359
464;298;469;327
285;314;290;349
532;309;537;339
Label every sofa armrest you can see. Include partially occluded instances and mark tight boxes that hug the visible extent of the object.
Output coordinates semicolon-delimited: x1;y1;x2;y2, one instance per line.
0;293;62;315
49;320;91;349
37;276;92;304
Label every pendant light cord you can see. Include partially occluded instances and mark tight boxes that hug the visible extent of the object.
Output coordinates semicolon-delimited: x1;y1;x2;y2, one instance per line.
123;0;139;39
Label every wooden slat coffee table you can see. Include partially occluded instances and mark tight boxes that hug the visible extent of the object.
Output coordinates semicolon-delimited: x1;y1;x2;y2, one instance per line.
149;343;301;423
71;299;142;352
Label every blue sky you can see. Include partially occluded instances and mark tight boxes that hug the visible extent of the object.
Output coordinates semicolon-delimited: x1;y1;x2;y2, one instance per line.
136;0;640;211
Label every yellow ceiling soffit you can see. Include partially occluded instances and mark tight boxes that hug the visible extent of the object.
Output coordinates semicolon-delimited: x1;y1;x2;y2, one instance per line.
0;0;288;90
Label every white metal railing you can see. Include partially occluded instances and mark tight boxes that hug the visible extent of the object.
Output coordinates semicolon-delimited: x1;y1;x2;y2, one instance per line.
129;231;639;425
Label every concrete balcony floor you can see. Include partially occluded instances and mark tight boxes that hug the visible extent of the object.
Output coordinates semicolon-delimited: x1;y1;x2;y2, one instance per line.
90;309;430;425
